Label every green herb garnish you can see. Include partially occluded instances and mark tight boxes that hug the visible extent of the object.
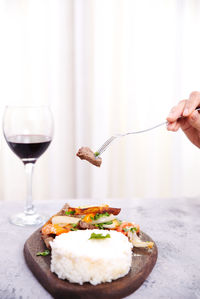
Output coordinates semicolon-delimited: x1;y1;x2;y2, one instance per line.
95;221;113;229
95;223;104;229
70;223;78;230
36;250;50;256
94;212;110;221
94;151;100;157
130;227;137;232
71;223;77;227
65;210;75;216
122;227;137;233
89;233;111;240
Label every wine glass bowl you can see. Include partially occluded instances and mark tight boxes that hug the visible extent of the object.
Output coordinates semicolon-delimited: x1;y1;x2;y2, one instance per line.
3;106;54;226
6;135;51;164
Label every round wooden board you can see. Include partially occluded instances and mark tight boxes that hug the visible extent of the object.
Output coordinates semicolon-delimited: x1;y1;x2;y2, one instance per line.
24;228;158;299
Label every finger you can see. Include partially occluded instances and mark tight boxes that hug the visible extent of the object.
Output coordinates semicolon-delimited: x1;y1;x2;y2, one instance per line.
187;110;200;130
167;121;179;131
166;122;175;131
173;122;181;132
183;91;200;116
166;100;186;122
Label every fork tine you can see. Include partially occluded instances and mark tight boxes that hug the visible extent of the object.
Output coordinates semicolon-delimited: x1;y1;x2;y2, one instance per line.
97;136;115;152
97;136;116;155
98;144;112;155
97;137;111;152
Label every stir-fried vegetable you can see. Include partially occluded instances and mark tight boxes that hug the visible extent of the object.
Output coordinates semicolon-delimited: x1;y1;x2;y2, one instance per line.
66;205;120;216
116;222;140;235
90;214;117;224
127;231;154;249
96;219;121;229
52;215;80;225
41;203;154;250
65;210;76;216
42;223;76;236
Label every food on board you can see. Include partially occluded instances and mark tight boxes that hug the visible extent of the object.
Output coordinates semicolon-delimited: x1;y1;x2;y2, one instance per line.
39;203;154;285
41;203;153;250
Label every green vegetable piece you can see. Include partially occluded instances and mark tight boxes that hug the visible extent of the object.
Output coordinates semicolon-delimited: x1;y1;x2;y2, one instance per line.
89;232;111;240
95;223;103;229
94;212;110;221
70;223;78;230
94;151;100;157
65;210;75;215
71;223;77;228
36;250;50;256
95;221;113;229
122;227;137;233
130;227;137;232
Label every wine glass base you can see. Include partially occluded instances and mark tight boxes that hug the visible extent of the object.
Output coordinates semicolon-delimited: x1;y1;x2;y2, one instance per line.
9;212;47;227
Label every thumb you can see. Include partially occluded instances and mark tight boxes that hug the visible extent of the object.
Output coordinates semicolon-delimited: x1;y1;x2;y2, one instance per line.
187;110;200;130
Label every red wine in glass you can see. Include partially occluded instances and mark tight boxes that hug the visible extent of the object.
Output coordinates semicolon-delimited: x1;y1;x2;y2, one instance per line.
6;135;51;164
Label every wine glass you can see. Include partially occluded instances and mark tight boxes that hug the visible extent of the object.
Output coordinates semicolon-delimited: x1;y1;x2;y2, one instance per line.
3;106;54;226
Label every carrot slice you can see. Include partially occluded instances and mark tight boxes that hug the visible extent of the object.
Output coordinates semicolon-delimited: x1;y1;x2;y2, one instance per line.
53;224;71;235
42;223;71;236
82;213;96;223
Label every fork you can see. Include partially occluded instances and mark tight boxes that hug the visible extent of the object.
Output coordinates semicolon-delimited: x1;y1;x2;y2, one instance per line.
94;108;200;157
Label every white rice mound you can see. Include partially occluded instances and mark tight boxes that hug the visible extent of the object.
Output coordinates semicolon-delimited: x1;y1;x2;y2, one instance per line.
50;229;133;285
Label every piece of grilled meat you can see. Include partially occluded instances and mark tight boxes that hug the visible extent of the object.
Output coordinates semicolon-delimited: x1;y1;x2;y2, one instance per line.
76;147;102;167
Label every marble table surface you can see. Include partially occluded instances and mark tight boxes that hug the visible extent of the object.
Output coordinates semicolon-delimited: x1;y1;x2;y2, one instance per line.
0;197;200;299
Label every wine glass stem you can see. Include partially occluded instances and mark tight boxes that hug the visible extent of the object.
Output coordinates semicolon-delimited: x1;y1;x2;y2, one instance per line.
24;162;36;215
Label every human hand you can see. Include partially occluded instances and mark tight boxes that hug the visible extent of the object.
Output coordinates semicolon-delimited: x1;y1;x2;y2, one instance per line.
166;91;200;148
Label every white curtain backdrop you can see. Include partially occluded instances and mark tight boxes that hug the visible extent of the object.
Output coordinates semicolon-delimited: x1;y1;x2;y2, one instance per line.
0;0;200;202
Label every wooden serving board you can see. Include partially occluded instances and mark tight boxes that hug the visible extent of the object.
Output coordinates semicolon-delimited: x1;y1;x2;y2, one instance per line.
24;228;158;299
